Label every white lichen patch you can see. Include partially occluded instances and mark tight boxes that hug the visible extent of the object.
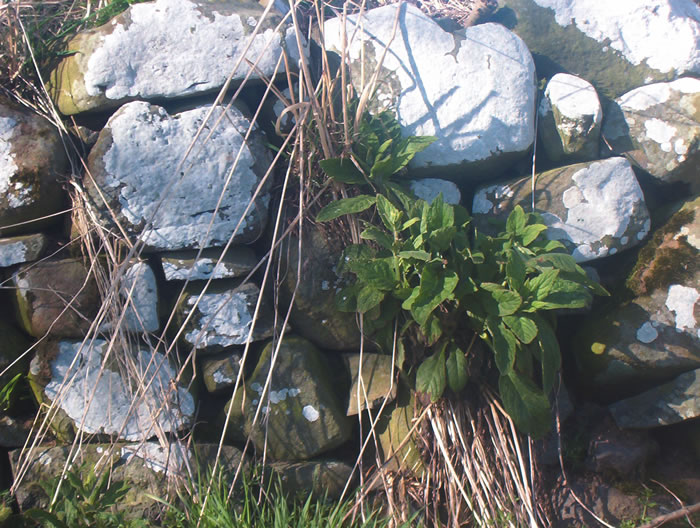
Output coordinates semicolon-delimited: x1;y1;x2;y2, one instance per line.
543;73;602;120
636;321;659;343
410;179;462;205
162;258;242;280
473;183;516;214
212;370;233;385
302;405;320;422
120;262;159;332
0;116;18;196
644;119;677;152
676;226;700;249
665;284;699;332
120;442;190;475
183;288;255;348
0;238;28;267
100;101;266;250
83;0;298;100
532;0;700;74
44;340;194;441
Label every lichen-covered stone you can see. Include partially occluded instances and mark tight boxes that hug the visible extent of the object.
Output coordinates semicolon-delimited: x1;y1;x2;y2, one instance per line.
29;339;194;441
0;233;47;267
48;0;306;115
602;78;700;192
219;385;248;443
244;336;352;460
12;258;99;338
175;281;276;354
323;4;536;180
574;196;700;394
160;247;258;281
106;260;159;333
341;353;397;416
472;157;650;262
278;226;361;351
268;460;354;500
86;101;271;251
375;383;423;476
610;368;700;428
0;99;68;236
409;179;461;205
493;0;700;98
538;73;602;162
201;350;243;393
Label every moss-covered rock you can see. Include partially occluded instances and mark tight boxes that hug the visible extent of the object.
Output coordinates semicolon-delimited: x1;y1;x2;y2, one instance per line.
201;349;243;393
341;353;396;416
267;460;354;500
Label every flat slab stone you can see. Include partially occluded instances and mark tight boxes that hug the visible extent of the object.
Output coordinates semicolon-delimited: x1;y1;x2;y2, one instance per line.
201;350;243;393
472;157;650;262
86;101;271;251
108;260;160;333
0;99;68;236
610;368;700;428
0;233;47;267
602;78;700;192
342;353;397;416
160;247;258;281
49;0;306;115
30;339;194;441
323;4;536;180
268;460;354;500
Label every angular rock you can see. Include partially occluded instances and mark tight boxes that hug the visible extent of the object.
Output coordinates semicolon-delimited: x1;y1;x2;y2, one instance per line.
323;4;536;180
585;416;657;478
538;73;602;162
574;196;700;393
111;260;160;333
160;247;258;281
341;353;396;416
0;233;47;267
48;0;306;115
86;101;271;251
244;336;352;460
602;78;700;192
0;100;68;236
268;460;354;500
375;383;423;476
494;0;700;98
610;369;700;428
12;258;100;338
175;281;276;354
202;350;243;393
409;179;461;206
472;157;650;262
278;226;361;351
29;339;194;441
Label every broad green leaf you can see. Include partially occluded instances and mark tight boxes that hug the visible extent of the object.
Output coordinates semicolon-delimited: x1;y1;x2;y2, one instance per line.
361;226;393;250
376;194;402;232
401;217;420;231
356;285;385;313
354;259;396;290
421;194;454;234
335;285;358;312
531;252;578;273
398;250;431;261
531;315;561;394
480;283;522;316
498;372;552;438
416;346;447;402
489;320;517;375
503;315;538;344
428;226;457;251
506;250;527;292
506;205;527;235
409;267;458;326
423;314;443;345
542;239;567;252
319;158;365;184
527;269;560;300
521;224;547;246
316;195;376;222
446;345;468;393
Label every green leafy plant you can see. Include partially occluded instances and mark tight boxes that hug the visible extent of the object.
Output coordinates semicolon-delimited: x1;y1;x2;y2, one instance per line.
0;373;23;412
317;115;607;437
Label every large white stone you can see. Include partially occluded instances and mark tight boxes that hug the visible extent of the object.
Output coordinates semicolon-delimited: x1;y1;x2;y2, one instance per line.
86;101;271;251
0;233;47;267
323;4;536;179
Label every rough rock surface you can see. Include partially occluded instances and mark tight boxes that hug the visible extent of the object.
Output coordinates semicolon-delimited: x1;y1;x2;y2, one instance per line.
585;416;657;478
244;336;352;460
574;196;700;394
375;383;423;476
472;157;650;262
268;460;354;500
610;368;700;428
175;281;276;353
538;73;602;162
113;261;159;333
409;179;461;205
29;339;194;441
12;258;99;338
0;234;47;268
341;353;397;416
86;101;271;251
202;350;243;393
0;100;68;236
160;247;258;281
323;4;536;179
49;0;305;115
494;0;700;98
602;78;700;192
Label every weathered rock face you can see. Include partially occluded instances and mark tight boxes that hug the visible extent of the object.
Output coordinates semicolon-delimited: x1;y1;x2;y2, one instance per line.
323;4;536;180
201;350;243;393
278;226;361;351
409;179;462;206
107;260;159;333
538;73;602;162
341;353;397;416
0;233;47;268
175;281;276;354
244;336;352;460
0;100;68;236
160;247;258;281
48;0;305;115
472;157;650;262
375;384;423;476
602;78;700;192
574;196;700;394
12;258;99;338
268;460;354;500
494;0;700;98
86;101;271;251
610;369;700;428
29;339;194;441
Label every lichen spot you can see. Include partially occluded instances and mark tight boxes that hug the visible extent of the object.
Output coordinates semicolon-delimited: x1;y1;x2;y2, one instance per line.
302;405;319;422
636;321;658;343
644;119;676;152
665;284;699;332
